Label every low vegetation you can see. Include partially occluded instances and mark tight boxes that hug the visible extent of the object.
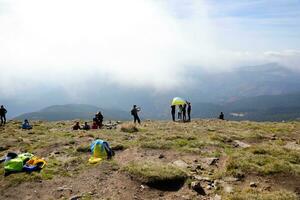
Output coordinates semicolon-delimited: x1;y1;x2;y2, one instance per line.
123;161;187;190
0;119;299;199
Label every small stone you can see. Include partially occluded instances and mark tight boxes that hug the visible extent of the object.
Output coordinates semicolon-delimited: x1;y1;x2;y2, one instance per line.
57;187;64;192
70;195;82;200
214;194;222;200
250;182;257;188
193;175;211;182
0;146;8;151
190;181;206;195
224;185;233;193
224;177;240;182
158;154;165;159
233;140;251;148
203;157;219;165
206;185;212;190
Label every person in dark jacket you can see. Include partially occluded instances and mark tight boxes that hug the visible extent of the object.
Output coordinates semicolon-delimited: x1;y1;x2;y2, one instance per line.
187;102;192;122
73;122;81;130
131;105;141;124
96;112;104;128
182;104;187;122
82;122;90;130
171;105;176;122
0;105;7;125
219;112;224;120
22;119;32;130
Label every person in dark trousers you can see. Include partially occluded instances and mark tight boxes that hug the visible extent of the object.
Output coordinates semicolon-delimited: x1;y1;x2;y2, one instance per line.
187;102;191;122
178;105;183;120
0;105;7;125
182;104;187;122
96;112;104;128
219;112;224;120
171;105;176;122
82;122;90;130
131;105;141;124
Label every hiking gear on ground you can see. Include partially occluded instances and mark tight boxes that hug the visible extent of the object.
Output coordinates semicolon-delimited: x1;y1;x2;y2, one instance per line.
89;139;114;164
4;153;33;172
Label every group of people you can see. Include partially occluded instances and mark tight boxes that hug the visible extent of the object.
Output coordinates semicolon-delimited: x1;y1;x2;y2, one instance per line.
171;102;192;122
72;111;104;130
1;102;225;130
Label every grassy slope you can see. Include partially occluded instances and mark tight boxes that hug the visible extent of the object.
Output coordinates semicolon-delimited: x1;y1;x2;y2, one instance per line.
0;120;299;199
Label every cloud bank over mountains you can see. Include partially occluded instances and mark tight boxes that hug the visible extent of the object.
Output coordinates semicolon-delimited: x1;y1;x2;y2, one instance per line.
0;0;299;98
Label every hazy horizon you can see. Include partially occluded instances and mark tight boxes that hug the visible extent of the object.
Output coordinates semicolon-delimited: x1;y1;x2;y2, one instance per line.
1;0;300;118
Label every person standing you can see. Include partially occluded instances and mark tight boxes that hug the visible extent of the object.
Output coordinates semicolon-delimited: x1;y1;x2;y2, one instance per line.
171;105;176;122
182;104;187;122
187;102;192;122
219;112;224;120
178;105;183;120
96;112;104;128
131;105;141;124
0;105;7;125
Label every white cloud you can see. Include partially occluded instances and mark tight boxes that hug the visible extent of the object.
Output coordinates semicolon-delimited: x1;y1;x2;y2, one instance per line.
0;0;299;98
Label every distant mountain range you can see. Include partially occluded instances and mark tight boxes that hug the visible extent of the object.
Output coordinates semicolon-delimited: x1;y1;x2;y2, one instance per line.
192;93;300;121
14;93;300;122
14;104;130;121
4;63;300;121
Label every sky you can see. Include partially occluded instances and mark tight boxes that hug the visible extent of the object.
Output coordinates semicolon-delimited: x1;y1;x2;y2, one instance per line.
0;0;300;99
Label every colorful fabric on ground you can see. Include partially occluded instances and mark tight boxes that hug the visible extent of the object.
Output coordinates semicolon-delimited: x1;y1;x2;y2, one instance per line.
89;139;113;164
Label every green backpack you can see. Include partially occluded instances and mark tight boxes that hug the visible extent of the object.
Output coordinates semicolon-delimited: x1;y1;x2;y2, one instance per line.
4;153;33;172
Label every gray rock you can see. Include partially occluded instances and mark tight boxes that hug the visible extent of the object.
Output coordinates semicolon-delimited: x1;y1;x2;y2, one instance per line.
0;146;8;151
203;157;219;165
224;185;233;193
284;142;300;151
250;182;257;188
233;140;251;148
173;160;189;169
69;195;82;200
224;177;240;182
158;154;165;159
214;194;222;200
193;175;212;182
190;181;206;195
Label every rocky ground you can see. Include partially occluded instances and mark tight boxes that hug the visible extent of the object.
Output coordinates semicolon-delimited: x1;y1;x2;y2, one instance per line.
0;119;300;200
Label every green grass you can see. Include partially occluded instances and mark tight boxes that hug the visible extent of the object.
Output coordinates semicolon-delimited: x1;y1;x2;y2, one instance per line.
0;119;300;198
123;161;187;185
225;143;300;176
225;189;298;200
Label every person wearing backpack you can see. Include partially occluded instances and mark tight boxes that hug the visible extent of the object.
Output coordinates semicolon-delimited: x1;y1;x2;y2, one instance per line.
131;105;141;124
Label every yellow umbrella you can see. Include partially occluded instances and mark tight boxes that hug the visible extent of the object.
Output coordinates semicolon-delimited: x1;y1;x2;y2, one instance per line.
171;97;186;106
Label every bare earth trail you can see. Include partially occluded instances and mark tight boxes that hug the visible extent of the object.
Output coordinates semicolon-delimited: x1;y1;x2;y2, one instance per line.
0;120;300;200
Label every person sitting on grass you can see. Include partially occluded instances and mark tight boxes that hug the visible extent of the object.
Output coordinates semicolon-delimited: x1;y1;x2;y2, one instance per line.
82;122;90;130
72;122;81;130
91;121;98;129
22;119;32;130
